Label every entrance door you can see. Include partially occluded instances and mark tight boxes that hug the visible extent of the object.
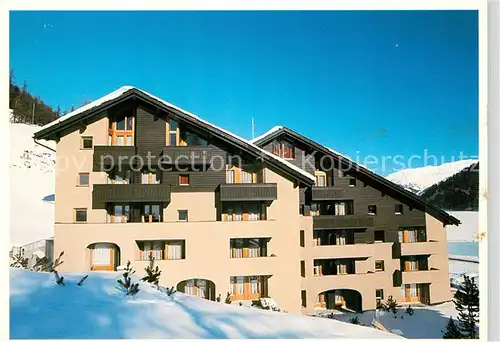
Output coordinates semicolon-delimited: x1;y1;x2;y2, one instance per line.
92;243;112;270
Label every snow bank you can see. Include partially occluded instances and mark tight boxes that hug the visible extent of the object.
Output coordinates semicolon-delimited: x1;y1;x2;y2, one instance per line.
10;123;55;246
10;268;400;339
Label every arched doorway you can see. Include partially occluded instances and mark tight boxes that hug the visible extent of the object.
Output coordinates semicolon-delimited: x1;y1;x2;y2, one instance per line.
86;243;120;271
317;289;362;312
177;279;216;301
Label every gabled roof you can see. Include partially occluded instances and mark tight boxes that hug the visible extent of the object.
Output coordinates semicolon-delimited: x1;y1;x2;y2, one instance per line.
34;87;315;186
251;126;461;226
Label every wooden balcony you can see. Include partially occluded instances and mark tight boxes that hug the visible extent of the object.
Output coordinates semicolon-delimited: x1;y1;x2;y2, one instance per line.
313;214;374;229
311;186;346;200
92;184;171;204
160;146;213;165
219;183;278;201
93;146;137;171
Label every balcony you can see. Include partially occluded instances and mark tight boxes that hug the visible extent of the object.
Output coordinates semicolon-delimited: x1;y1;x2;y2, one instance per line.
311;186;345;200
160;146;213;165
92;184;171;204
93;146;137;171
313;215;374;229
402;269;440;284
312;244;374;259
219;183;277;202
400;241;439;256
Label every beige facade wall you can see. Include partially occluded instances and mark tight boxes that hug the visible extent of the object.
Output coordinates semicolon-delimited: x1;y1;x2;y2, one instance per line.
52;114;452;316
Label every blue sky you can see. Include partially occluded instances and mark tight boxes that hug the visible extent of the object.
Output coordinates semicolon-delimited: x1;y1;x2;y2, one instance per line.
10;10;478;175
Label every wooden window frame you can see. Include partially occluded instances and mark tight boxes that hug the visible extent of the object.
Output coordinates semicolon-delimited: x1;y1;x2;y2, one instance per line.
74;208;87;223
349;178;356;187
179;174;190;186
166;118;181;146
108;114;134;146
314;171;327;187
281;140;295;160
81;136;93;150
368;205;377;215
77;172;90;187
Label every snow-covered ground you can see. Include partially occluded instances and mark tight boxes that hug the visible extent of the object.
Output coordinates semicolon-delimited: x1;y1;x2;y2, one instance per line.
386;159;478;194
320;302;472;339
9;123;55;246
9;268;400;339
446;211;480;242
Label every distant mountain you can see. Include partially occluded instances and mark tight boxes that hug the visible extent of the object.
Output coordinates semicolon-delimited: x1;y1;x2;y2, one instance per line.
420;162;479;211
386;159;478;195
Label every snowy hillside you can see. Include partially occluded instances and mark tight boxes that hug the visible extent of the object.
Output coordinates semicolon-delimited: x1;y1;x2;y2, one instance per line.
10;123;55;246
446;211;479;242
9;269;400;339
386;159;478;194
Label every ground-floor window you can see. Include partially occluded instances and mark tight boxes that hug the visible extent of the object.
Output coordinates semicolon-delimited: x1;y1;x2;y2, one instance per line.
229;275;267;300
186;279;206;298
401;284;419;302
137;240;185;260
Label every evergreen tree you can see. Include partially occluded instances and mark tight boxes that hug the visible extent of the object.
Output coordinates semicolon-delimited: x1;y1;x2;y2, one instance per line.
384;295;398;317
442;316;463;339
117;261;140;296
10;248;28;269
453;275;479;338
141;253;162;285
349;316;360;325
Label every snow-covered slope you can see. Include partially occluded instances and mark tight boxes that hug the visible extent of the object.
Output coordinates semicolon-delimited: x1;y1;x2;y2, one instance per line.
446;211;479;242
10;269;400;339
386;159;478;194
10;123;55;246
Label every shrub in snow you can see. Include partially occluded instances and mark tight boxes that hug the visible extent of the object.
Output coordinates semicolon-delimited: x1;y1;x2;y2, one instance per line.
252;297;281;312
77;275;88;286
453;274;479;338
349;316;360;325
10;248;28;269
225;292;232;304
141;253;161;285
216;294;221;303
117;261;140;296
33;251;64;273
384;296;398;317
442;316;463;339
239;301;242;306
54;270;65;286
405;305;414;316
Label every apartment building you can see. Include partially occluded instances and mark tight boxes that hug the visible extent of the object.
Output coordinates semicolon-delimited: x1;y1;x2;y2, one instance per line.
33;86;459;315
251;126;460;313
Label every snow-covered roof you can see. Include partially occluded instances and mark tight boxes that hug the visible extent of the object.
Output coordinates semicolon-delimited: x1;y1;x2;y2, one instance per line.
250;125;283;144
35;87;315;183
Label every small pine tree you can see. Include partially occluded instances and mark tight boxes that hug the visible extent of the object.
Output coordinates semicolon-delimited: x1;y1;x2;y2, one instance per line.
10;248;28;269
442;316;463;339
77;275;88;286
225;292;232;304
454;275;479;338
216;294;221;303
349;316;360;325
406;305;414;316
384;295;398;317
117;261;140;296
141;253;161;285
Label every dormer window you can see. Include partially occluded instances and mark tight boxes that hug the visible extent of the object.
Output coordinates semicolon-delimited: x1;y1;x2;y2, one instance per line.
270;139;295;159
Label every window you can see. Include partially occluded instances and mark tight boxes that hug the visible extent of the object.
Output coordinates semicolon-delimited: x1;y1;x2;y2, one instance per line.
143;204;161;223
78;173;89;186
368;205;377;215
398;228;426;243
167;118;179;146
375;260;385;271
349;178;356;187
108;170;131;184
301;260;306;277
222;203;264;221
376;289;384;299
109;204;130;223
282;141;294;159
395;204;403;215
241;170;253;184
229;275;265;300
142;170;159;184
109;111;134;146
179;175;189;185
374;230;385;242
404;259;419;271
336;261;348;275
270;140;294;159
313;265;322;276
178;210;188;222
139;240;184;261
75;208;87;222
185;132;208;146
81;137;93;149
336;230;347;245
226;169;235;183
300;230;305;247
301;290;307;308
316;175;326;187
